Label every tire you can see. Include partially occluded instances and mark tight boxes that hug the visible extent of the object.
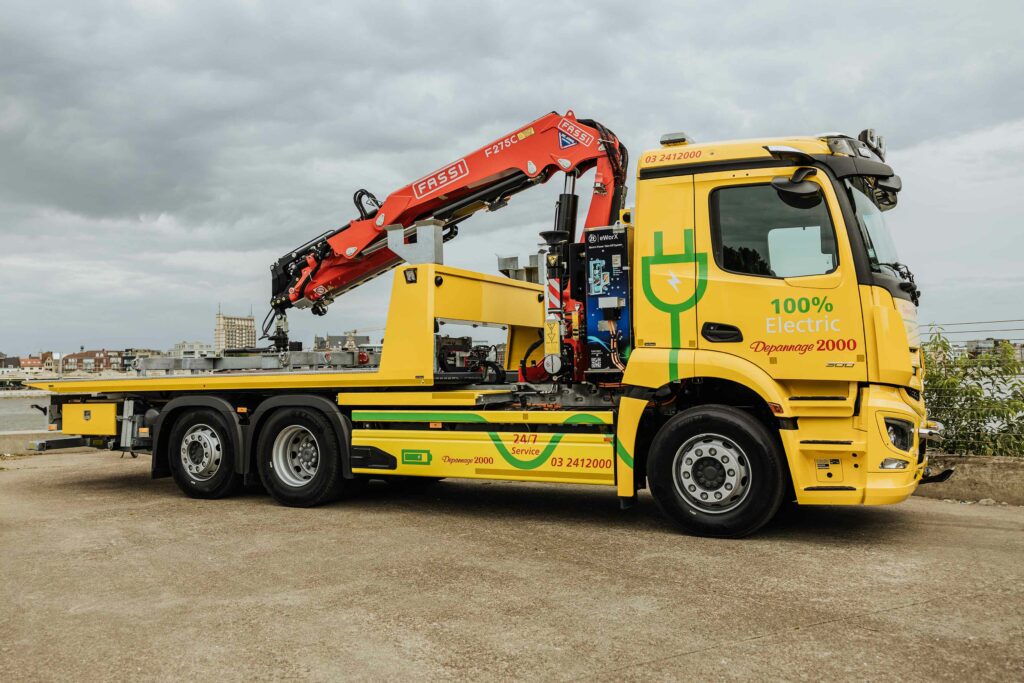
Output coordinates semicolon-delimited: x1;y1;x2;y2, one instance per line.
646;405;786;538
257;407;360;507
168;409;241;499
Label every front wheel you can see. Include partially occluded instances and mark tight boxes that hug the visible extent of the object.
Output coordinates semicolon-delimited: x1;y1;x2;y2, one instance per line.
647;405;786;538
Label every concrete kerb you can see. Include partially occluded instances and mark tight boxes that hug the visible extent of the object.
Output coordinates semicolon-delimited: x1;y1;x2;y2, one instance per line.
915;453;1024;506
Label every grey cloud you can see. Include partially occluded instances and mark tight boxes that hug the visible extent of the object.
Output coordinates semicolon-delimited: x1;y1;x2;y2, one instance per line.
1;0;1022;353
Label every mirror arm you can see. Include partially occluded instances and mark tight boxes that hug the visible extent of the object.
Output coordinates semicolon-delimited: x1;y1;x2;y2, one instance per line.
791;167;817;183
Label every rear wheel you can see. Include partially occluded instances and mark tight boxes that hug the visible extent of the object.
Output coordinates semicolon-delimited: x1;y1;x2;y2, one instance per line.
168;409;241;499
647;405;786;538
257;408;361;507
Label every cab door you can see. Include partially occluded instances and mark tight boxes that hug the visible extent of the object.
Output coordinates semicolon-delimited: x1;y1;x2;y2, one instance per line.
632;175;700;381
692;169;866;382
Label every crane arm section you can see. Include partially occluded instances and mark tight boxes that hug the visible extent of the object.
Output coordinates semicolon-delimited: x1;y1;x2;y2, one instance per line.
269;111;627;317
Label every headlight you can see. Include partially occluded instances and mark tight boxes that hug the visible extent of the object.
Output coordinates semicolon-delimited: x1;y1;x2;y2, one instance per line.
880;458;910;470
884;418;914;452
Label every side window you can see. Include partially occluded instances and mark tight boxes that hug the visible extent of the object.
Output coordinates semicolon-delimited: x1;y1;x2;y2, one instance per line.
710;184;838;278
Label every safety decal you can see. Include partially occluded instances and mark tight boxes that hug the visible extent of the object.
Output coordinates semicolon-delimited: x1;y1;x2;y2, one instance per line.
557;131;578;149
517;126;535;141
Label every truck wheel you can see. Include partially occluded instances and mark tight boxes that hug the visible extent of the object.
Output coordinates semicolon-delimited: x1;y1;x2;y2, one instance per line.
168;409;241;499
257;408;359;507
646;405;785;538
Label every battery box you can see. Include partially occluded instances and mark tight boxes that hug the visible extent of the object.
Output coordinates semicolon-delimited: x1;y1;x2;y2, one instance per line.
583;226;632;373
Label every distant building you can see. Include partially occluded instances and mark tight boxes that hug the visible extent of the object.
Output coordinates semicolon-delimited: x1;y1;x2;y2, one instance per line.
0;355;21;369
61;349;123;373
949;338;1024;361
18;355;43;372
964;338;1012;357
947;344;969;360
215;313;257;353
40;351;62;372
170;341;215;358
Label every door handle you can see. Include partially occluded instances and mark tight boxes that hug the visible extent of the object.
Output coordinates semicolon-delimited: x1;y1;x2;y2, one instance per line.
702;322;743;343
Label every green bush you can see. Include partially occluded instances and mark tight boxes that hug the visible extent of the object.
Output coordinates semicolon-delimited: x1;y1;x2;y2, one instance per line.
922;331;1024;456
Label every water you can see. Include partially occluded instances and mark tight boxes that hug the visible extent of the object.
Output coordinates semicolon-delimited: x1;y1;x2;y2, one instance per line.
0;396;48;432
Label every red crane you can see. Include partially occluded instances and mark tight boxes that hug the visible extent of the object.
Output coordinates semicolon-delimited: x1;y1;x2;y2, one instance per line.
266;111;628;349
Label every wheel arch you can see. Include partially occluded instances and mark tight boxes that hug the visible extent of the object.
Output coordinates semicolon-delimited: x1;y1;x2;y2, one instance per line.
691;350;789;411
248;395;353;480
152;395;243;479
625;374;789;492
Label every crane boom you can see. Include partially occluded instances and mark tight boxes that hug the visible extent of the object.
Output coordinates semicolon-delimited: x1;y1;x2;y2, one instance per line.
268;111;628;330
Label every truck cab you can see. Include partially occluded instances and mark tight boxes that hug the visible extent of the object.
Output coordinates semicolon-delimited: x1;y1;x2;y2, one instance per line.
618;131;928;530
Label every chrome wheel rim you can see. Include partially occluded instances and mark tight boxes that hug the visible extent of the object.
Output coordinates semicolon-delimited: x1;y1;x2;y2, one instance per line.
671;433;751;514
180;424;223;482
272;425;320;487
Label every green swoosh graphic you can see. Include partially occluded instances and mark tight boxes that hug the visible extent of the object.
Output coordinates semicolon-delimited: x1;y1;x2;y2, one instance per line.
615;438;634;469
352;411;609;470
489;413;608;471
487;432;565;470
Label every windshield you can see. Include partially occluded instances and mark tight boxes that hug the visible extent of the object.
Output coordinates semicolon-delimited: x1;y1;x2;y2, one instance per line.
847;178;901;275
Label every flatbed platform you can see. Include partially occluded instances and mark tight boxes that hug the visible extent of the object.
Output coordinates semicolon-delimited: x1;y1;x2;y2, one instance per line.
30;264;547;399
32;372;522;408
31;367;413;395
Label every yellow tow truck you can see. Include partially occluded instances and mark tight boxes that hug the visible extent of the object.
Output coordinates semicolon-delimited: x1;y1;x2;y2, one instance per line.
31;112;949;537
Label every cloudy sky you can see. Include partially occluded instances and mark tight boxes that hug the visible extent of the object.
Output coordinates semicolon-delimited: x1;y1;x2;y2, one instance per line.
2;1;1022;355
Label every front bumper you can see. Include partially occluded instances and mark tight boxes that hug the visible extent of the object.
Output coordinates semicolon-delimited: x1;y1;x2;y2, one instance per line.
783;384;933;506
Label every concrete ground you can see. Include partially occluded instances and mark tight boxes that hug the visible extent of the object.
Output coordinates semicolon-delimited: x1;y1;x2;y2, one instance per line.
1;451;1021;682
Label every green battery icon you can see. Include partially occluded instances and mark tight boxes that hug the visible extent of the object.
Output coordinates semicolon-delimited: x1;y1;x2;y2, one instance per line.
401;449;432;465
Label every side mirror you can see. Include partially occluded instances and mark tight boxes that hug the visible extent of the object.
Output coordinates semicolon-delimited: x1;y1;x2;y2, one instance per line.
772;167;821;208
873;174;901;211
876;174;902;193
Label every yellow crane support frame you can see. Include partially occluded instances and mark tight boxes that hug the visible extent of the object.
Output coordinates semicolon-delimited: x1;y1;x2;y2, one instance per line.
31;264;545;395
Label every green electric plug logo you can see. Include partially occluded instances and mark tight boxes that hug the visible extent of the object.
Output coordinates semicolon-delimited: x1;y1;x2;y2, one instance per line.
641;229;708;345
640;229;708;380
